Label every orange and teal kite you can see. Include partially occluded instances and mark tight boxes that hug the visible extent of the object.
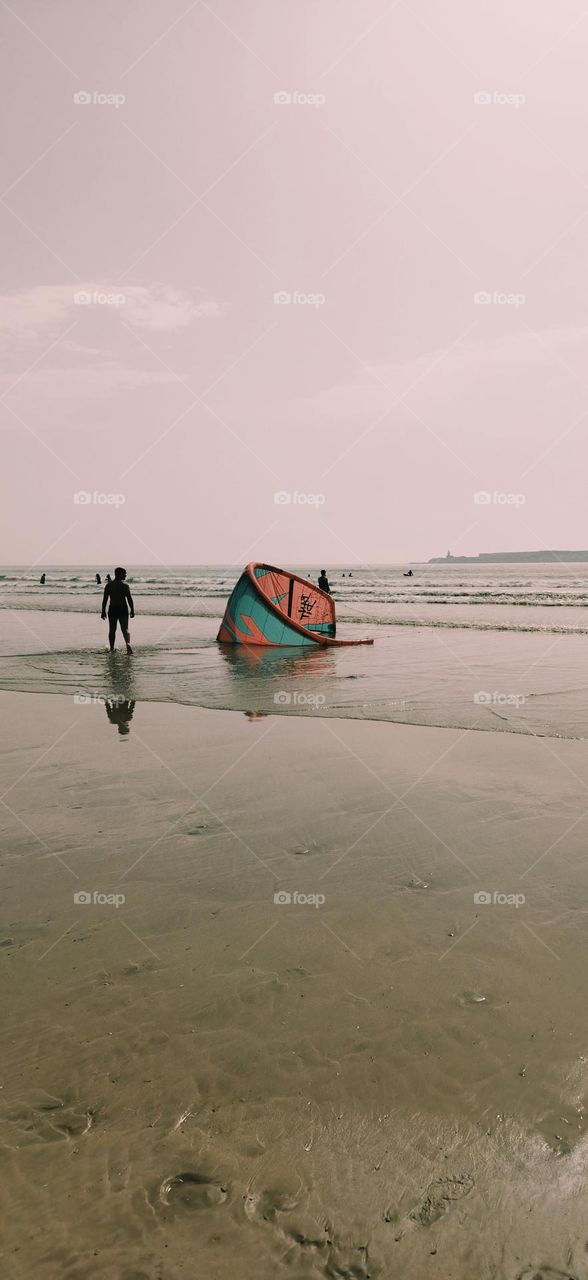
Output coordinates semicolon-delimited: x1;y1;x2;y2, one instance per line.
217;563;373;647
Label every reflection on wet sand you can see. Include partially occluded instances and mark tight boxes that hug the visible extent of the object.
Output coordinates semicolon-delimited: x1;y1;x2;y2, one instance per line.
101;650;136;695
218;642;336;679
219;643;336;717
104;697;135;735
100;652;138;735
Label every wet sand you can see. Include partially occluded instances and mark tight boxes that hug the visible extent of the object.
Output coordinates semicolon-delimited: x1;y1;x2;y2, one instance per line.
2;689;588;1279
4;607;588;739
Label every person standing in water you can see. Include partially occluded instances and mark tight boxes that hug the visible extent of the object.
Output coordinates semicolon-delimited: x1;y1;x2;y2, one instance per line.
101;567;134;653
39;573;46;585
318;569;331;594
96;573;101;585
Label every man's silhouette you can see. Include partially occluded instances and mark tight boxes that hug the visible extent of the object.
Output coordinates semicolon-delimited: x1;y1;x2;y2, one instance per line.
318;569;331;594
105;697;135;735
101;567;134;653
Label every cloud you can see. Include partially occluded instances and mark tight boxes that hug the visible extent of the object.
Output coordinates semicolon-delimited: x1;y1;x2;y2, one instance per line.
0;364;177;402
0;283;222;405
0;283;221;346
0;286;73;340
123;285;221;330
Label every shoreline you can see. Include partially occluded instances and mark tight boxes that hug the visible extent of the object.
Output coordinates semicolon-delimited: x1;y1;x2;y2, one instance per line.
7;599;588;634
3;608;588;742
0;683;577;742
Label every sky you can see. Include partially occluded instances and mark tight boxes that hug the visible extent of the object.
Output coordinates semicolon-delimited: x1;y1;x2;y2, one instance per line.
2;0;588;567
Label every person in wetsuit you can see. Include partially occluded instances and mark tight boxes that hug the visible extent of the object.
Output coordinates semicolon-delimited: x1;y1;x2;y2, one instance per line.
101;567;134;653
318;569;331;594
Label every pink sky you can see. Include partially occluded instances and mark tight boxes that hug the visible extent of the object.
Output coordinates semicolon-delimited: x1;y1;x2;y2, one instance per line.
1;0;588;567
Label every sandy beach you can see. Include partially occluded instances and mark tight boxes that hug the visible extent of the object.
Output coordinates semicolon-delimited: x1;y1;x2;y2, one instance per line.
2;685;588;1279
4;0;588;1270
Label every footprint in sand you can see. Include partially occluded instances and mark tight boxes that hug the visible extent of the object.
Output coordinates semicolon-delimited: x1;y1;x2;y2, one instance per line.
401;876;431;891
4;1094;96;1144
244;1186;301;1222
409;1173;474;1227
244;1188;374;1279
323;1243;371;1279
457;990;492;1008
159;1171;229;1212
122;959;156;978
185;818;223;836
288;840;322;857
517;1270;578;1280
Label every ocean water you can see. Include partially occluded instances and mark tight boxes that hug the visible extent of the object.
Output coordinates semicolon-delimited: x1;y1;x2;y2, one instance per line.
2;563;588;736
4;561;588;629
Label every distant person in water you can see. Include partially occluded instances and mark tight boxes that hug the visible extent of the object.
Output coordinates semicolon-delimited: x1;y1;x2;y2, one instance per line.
101;567;134;653
39;573;46;584
106;573;111;583
96;573;101;585
318;569;331;594
403;569;413;577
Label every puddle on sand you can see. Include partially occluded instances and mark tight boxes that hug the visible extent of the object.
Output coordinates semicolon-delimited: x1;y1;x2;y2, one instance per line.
158;1171;229;1211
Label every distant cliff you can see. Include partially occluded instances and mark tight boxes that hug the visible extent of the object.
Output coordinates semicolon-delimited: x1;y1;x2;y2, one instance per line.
428;551;588;563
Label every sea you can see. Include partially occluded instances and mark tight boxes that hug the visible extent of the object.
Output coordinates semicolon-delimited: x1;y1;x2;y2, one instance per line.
2;562;588;737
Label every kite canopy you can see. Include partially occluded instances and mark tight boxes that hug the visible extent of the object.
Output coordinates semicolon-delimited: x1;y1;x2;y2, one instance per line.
217;563;373;647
